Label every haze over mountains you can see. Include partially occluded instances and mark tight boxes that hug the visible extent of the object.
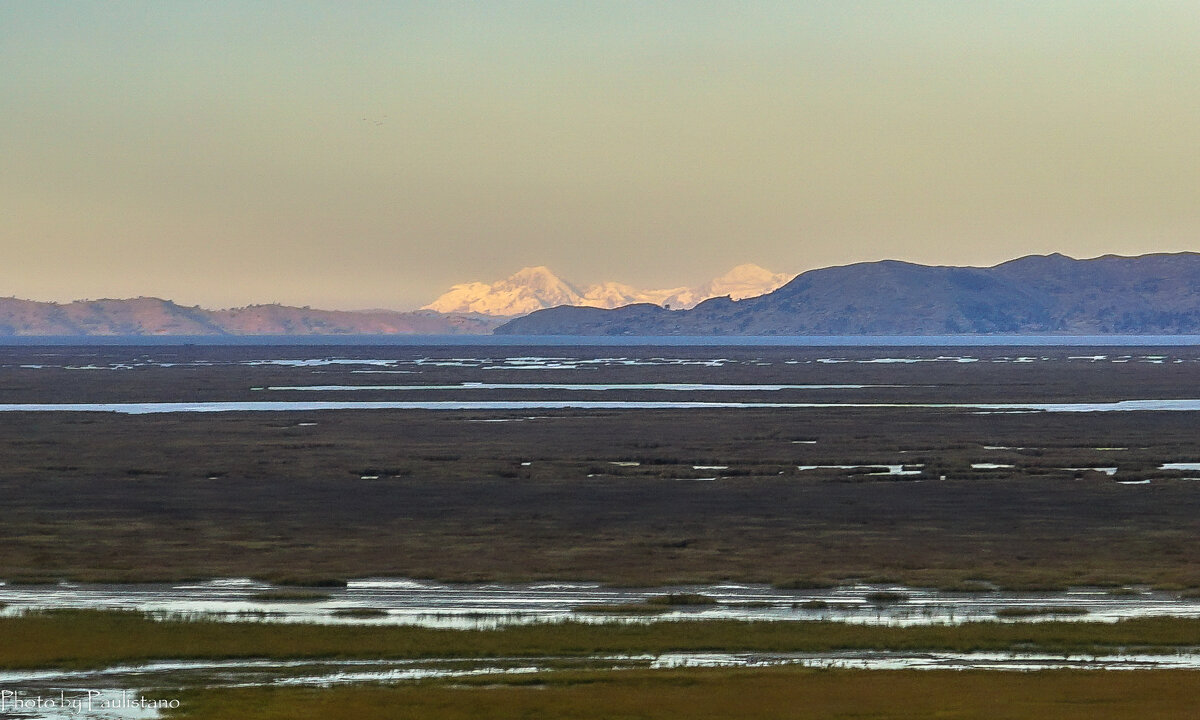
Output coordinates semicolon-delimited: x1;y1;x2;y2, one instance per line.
0;298;503;336
0;264;788;336
3;253;1199;336
422;264;791;316
497;253;1200;336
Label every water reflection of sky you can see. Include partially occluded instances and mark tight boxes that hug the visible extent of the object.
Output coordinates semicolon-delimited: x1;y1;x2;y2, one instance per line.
4;398;1200;414
4;580;1200;629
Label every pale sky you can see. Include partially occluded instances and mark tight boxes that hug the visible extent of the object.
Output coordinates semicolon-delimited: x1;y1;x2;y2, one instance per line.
2;1;1198;310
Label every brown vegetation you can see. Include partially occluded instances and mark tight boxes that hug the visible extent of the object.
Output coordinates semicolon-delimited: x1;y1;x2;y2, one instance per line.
167;668;1200;720
2;345;1200;588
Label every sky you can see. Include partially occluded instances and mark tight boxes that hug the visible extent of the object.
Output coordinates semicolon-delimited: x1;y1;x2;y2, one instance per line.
2;1;1199;311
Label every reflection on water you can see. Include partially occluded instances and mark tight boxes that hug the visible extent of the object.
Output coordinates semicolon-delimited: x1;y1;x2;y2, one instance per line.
6;398;1200;414
6;649;1200;720
3;579;1200;629
8;650;1200;691
7;349;1200;375
1161;462;1200;471
797;464;923;476
5;579;1200;718
650;650;1200;671
0;689;166;720
262;383;886;391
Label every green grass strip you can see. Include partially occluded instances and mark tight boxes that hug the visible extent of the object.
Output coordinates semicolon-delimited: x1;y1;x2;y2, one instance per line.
3;610;1200;670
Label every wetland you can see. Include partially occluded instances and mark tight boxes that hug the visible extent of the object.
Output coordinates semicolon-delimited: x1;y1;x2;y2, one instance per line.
1;342;1199;717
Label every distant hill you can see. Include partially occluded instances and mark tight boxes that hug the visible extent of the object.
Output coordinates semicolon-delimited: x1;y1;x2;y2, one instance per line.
495;253;1200;336
0;297;504;336
423;264;790;316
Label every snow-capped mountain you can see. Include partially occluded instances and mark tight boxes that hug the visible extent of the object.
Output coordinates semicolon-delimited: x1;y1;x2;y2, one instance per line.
497;253;1200;336
421;267;586;317
422;264;791;316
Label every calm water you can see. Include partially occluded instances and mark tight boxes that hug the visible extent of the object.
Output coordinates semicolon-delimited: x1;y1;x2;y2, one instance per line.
3;579;1198;629
2;399;1200;414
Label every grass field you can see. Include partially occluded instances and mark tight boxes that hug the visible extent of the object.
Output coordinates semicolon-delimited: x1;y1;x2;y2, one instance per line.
3;610;1200;670
162;667;1200;720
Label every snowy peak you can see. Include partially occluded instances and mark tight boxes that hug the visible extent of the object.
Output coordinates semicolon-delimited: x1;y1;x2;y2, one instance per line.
700;264;792;301
578;281;647;309
506;266;578;294
422;266;585;316
422;264;792;316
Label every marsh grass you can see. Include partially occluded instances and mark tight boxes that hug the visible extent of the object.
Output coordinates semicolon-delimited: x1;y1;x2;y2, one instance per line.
574;593;718;615
260;577;349;588
995;606;1090;618
9;372;1200;592
572;604;670;615
865;591;909;604
772;577;839;590
938;580;997;593
645;593;718;606
164;668;1200;720
330;608;388;618
250;591;333;603
4;611;1200;670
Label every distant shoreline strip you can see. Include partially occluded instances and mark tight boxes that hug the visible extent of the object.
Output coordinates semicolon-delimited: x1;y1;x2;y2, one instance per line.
1;399;1200;414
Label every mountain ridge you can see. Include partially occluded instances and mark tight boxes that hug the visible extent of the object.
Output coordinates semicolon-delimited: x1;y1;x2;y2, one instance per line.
495;253;1200;336
8;252;1198;337
0;297;504;336
422;264;790;316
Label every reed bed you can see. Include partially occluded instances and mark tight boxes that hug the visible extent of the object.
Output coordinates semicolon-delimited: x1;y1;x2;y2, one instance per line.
3;610;1200;670
164;667;1200;719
